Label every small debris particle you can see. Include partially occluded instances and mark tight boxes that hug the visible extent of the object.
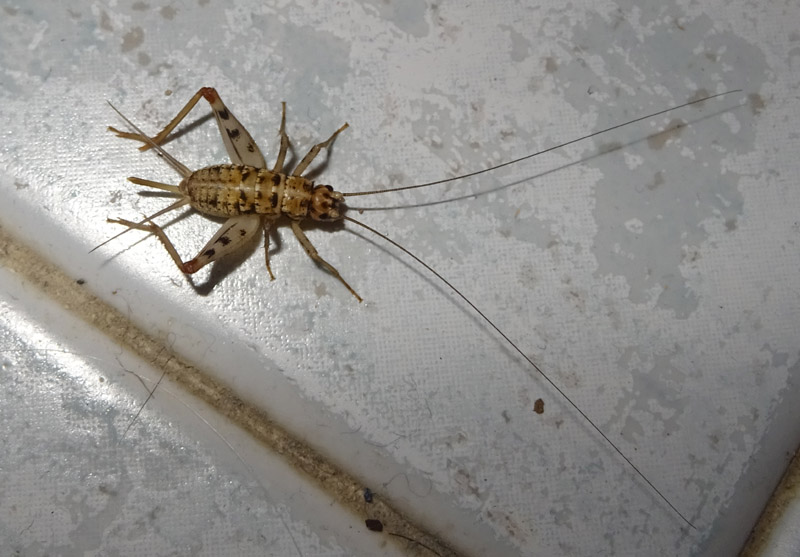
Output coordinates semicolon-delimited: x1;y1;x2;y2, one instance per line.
533;398;544;414
365;518;383;532
76;278;86;285
160;6;177;19
363;488;374;503
121;26;144;53
749;93;765;115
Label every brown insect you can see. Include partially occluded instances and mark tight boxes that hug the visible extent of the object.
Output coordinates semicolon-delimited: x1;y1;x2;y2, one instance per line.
103;87;361;300
100;86;741;528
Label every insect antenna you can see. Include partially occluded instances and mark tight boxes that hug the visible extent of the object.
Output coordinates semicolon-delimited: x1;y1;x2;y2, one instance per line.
343;89;742;199
344;214;696;528
340;92;745;529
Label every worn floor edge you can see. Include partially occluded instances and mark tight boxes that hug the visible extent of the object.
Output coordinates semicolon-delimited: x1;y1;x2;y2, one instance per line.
0;222;462;557
741;448;800;556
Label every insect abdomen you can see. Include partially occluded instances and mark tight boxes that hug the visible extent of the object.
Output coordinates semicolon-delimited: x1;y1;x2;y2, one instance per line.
184;164;313;218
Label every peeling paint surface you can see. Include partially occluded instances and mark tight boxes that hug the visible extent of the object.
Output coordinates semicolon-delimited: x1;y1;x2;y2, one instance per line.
0;0;798;555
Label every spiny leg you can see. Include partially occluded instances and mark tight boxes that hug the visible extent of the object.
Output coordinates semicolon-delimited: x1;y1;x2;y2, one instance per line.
93;198;190;254
127;176;181;194
183;214;263;273
108;214;262;275
290;220;362;302
107;218;190;274
204;88;266;167
108;88;208;149
272;102;291;173
291;122;349;177
262;217;276;281
107;101;192;178
108;87;266;168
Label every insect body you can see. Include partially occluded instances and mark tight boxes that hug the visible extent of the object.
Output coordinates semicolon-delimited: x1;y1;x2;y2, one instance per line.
102;86;741;528
105;87;359;299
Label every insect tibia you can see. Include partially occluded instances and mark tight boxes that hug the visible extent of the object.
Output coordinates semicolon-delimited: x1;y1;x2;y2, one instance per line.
126;176;182;194
107;101;192;178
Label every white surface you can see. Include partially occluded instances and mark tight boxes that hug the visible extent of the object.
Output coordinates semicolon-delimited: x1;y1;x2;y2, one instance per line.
1;0;799;555
0;265;398;556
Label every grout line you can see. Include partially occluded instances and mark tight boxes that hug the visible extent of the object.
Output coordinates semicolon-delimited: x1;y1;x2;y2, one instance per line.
740;448;800;556
0;222;461;557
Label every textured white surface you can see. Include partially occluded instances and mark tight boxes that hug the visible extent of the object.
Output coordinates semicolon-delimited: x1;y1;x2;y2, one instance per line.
1;0;798;555
0;265;392;556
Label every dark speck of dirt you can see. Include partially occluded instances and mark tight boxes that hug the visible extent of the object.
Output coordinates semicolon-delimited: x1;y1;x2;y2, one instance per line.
688;88;710;104
365;518;384;532
121;26;144;53
749;93;765;115
533;398;544;414
99;11;113;31
646;170;665;191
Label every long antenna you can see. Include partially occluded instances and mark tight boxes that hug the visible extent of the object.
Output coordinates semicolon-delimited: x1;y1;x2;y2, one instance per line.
344;215;696;529
344;89;742;198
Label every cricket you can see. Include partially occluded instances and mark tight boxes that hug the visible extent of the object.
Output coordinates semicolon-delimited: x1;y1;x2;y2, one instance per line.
99;86;741;529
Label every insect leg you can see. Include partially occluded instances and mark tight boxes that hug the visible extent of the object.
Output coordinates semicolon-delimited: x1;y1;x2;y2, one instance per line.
108;213;261;275
107;217;190;273
108;87;266;168
291;122;349;177
108;88;208;149
272;102;291;173
203;88;266;168
182;214;263;274
290;220;362;302
95;197;190;254
262;216;276;280
127;176;181;194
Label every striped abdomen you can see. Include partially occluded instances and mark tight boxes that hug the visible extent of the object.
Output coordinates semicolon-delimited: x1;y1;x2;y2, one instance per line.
181;164;312;218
